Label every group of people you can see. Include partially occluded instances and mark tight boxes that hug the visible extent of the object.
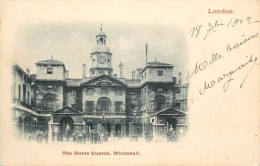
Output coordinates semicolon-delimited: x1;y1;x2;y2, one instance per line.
25;130;48;143
71;130;109;144
167;128;177;142
51;129;120;144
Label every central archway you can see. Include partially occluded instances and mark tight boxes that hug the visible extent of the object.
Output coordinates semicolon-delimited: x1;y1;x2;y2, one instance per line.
60;117;74;139
166;118;177;131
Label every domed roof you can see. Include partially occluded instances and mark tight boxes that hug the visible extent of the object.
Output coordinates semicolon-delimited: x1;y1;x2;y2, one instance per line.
97;31;106;36
91;44;112;54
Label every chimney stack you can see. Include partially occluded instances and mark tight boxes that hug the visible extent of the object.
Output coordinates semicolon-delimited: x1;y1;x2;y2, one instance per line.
136;68;142;79
65;70;69;78
132;71;136;80
26;68;30;76
82;64;86;78
178;72;182;85
119;62;123;78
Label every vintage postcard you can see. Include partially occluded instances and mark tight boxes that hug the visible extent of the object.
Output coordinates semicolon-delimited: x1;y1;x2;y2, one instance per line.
0;1;259;166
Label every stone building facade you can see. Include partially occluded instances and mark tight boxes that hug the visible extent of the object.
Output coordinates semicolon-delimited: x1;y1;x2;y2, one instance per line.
12;27;188;141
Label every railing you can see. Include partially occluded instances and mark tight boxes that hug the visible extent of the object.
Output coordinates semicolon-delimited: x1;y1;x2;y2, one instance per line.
13;99;41;114
13;99;32;109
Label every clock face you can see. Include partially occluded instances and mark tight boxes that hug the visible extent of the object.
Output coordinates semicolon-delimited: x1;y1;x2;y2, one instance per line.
98;56;106;64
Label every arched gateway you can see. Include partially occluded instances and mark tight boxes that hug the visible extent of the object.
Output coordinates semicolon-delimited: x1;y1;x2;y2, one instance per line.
60;117;74;137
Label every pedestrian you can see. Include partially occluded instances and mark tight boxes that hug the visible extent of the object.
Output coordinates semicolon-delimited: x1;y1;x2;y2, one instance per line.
36;130;40;143
43;131;48;144
52;128;55;143
78;132;83;144
27;133;32;142
82;131;86;144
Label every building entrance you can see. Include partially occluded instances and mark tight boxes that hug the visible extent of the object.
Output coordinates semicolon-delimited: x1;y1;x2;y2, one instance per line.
60;117;74;140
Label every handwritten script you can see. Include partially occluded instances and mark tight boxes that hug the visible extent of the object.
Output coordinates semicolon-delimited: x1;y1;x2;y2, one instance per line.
187;16;259;95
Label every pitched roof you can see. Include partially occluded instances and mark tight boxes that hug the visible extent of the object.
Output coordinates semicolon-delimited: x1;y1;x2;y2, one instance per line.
81;74;127;86
149;107;186;117
53;106;83;114
140;61;174;74
36;59;64;66
147;61;172;67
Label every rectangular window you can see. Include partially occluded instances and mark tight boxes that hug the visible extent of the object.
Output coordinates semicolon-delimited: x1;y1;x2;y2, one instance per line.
158;71;163;76
87;88;93;94
86;101;94;113
175;102;181;108
27;91;30;104
23;85;26;102
130;104;135;111
18;85;21;100
47;68;53;74
175;88;180;94
115;89;121;95
101;88;107;94
115;101;122;112
130;92;135;95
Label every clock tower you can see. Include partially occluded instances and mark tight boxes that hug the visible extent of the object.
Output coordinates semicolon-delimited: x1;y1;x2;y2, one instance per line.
90;25;113;77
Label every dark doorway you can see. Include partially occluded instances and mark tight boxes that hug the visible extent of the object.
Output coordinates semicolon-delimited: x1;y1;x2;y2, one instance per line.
60;117;74;138
107;123;111;136
166;118;177;131
86;123;93;131
115;124;121;137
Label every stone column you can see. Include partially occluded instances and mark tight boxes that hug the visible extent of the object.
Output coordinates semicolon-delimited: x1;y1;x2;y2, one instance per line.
48;116;53;143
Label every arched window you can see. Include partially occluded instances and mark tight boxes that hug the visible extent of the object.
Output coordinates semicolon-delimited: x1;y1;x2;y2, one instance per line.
100;37;103;44
43;93;56;110
155;95;166;112
97;97;111;114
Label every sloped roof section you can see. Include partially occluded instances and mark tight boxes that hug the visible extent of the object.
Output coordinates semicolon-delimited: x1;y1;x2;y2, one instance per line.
53;106;83;114
81;74;127;87
147;61;172;67
149;107;186;117
141;61;174;74
36;59;64;66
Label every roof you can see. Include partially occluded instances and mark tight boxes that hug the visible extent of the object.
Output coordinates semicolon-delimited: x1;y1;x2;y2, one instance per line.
97;31;106;36
13;63;31;80
81;74;127;87
36;59;64;66
91;44;112;54
140;61;173;74
53;106;83;114
149;107;186;117
147;62;172;66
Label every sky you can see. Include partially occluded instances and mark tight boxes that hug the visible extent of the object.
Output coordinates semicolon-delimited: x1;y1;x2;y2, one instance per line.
14;22;188;79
